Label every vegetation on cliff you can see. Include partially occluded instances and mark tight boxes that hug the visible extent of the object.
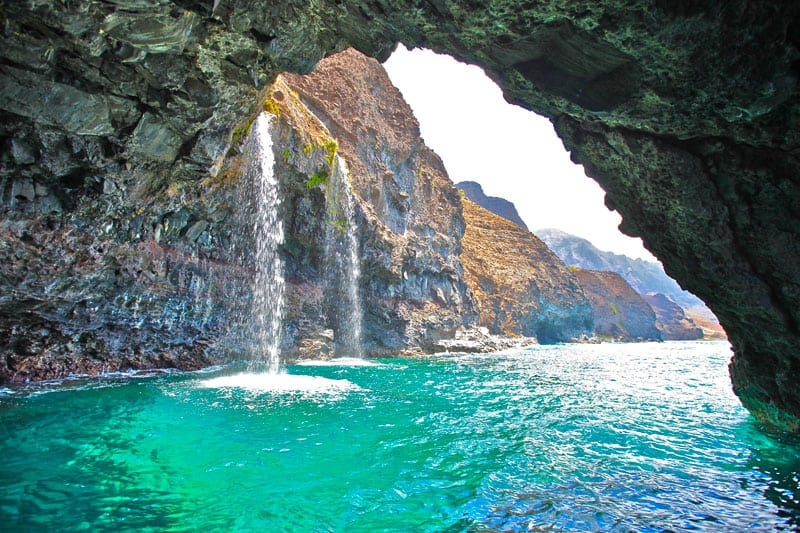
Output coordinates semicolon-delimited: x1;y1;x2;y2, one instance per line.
279;48;477;355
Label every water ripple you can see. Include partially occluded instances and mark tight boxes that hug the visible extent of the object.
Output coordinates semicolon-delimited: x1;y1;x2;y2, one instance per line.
1;341;799;530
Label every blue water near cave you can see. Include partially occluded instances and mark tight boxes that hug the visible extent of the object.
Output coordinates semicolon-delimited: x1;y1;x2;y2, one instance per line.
1;341;799;531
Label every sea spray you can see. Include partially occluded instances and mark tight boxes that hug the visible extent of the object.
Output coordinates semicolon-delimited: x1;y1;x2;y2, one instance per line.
324;156;363;357
238;112;285;373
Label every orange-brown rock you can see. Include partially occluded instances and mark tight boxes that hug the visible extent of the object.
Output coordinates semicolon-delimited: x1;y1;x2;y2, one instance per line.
279;48;476;354
643;293;703;341
575;270;661;342
460;198;592;342
684;307;729;341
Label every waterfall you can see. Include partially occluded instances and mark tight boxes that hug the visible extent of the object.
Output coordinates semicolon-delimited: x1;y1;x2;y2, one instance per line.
324;156;363;357
241;113;285;373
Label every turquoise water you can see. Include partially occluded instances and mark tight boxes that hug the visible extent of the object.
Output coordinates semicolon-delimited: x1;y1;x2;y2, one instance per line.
1;341;798;531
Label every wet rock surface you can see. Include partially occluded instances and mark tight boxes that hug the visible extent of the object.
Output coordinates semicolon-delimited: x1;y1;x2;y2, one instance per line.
434;327;536;354
279;49;477;356
1;1;799;428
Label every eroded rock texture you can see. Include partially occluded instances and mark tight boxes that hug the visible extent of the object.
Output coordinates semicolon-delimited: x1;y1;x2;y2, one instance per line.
460;198;592;342
575;270;661;342
278;49;476;355
1;1;799;429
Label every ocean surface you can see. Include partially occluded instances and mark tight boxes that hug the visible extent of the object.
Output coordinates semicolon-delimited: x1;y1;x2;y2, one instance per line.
1;341;798;531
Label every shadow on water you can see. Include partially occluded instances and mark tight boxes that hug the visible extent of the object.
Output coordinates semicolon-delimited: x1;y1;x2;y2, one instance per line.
740;423;800;528
0;378;185;531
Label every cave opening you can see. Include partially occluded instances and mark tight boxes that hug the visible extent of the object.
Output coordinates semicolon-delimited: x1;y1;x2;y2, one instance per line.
379;44;723;341
383;45;650;262
1;2;800;528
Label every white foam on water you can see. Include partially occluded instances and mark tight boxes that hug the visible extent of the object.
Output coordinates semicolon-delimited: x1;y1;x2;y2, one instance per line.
295;357;380;367
198;372;360;394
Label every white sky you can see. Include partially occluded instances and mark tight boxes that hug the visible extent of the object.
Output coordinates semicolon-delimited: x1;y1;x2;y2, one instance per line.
383;45;655;261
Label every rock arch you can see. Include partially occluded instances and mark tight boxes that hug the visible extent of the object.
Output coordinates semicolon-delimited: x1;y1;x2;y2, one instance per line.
1;1;798;430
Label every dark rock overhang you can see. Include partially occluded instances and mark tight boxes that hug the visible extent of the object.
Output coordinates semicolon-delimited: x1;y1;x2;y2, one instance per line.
1;1;799;431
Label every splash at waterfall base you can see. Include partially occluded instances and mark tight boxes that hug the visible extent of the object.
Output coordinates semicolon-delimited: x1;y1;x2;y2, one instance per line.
0;48;548;384
235;113;285;373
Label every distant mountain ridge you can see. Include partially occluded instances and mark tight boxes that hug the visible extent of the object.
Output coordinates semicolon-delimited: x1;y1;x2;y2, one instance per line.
456;181;529;231
536;228;704;310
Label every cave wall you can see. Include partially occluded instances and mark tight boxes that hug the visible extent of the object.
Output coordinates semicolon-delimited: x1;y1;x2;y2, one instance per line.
1;1;799;430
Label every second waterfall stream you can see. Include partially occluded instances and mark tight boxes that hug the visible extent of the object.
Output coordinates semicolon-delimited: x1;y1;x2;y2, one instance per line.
324;156;364;357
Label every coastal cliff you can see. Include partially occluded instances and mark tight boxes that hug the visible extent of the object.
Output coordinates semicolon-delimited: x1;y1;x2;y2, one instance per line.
0;47;481;380
459;186;694;342
575;270;662;342
537;228;703;311
460;198;592;342
277;48;477;355
456;181;529;231
643;293;704;341
538;228;727;340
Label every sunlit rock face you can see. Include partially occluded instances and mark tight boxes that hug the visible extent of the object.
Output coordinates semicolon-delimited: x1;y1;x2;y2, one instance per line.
277;49;477;355
643;293;704;341
1;1;799;430
0;41;478;379
457;181;529;231
575;270;661;342
460;198;593;342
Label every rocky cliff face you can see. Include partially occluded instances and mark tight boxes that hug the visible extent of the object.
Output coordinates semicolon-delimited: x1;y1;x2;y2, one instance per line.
2;1;800;429
456;181;529;231
643;293;704;341
460;198;592;342
278;49;476;355
575;270;662;342
537;228;703;310
0;46;477;380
